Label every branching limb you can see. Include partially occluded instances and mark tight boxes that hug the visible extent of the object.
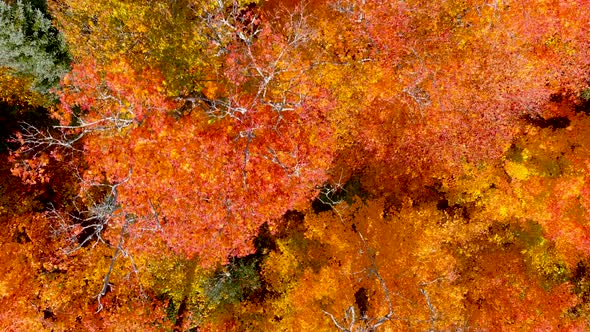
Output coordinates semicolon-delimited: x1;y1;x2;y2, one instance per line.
96;216;132;313
239;129;255;189
323;231;398;332
15;122;85;156
357;232;397;327
324;230;447;331
322;308;352;332
49;171;132;255
419;278;444;331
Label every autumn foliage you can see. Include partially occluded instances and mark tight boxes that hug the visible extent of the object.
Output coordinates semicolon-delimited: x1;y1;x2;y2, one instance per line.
2;0;590;330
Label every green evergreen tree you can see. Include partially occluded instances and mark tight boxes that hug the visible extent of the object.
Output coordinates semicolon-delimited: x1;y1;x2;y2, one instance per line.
0;0;70;94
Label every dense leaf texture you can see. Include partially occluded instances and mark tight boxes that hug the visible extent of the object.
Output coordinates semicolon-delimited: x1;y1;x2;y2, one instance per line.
3;0;590;330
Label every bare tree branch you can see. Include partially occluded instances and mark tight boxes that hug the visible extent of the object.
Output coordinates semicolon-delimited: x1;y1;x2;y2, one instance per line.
324;229;446;331
96;215;132;313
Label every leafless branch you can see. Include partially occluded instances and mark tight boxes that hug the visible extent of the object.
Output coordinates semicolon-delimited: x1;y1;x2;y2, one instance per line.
239;129;254;189
142;198;165;234
357;232;397;328
49;171;132;255
187;1;312;124
15;122;85;156
323;231;398;332
262;147;302;178
324;229;447;331
96;216;133;313
419;277;444;331
322;308;352;332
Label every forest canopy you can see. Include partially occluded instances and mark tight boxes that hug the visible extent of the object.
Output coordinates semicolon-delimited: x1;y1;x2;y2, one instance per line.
1;0;590;330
